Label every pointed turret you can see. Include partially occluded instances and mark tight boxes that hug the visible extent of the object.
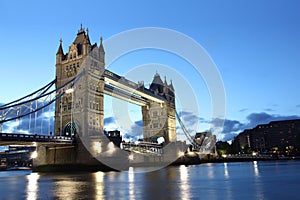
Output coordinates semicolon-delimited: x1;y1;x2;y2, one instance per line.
56;38;64;55
72;24;91;56
150;72;164;94
56;39;64;64
99;37;104;52
164;76;168;85
169;80;174;91
99;36;105;64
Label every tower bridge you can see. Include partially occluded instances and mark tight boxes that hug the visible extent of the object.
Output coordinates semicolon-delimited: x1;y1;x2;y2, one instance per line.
0;26;193;171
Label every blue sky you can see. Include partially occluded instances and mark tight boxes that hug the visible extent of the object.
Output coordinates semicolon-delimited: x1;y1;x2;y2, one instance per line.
0;0;300;141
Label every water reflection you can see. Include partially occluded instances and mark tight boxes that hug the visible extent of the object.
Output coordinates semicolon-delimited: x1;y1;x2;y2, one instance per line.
206;163;215;178
94;171;105;199
179;165;191;200
55;179;81;199
252;161;264;199
26;172;39;200
253;161;260;177
224;162;229;178
128;167;135;200
2;161;299;199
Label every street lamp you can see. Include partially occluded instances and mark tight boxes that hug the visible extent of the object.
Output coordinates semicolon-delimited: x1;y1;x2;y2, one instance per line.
66;88;74;137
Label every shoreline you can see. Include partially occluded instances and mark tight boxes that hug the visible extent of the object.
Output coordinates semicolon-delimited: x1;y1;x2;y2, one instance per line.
171;154;300;166
2;154;300;172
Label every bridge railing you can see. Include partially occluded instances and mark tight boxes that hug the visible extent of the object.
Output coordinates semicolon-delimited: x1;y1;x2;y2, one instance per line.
0;133;73;143
121;141;163;155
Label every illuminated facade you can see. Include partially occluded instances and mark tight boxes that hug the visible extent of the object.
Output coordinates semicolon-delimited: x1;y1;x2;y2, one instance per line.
54;26;176;143
54;25;105;136
142;73;176;143
232;119;300;154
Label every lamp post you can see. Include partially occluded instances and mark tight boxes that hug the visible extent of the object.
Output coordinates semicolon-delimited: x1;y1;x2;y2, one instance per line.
66;88;74;137
60;101;62;136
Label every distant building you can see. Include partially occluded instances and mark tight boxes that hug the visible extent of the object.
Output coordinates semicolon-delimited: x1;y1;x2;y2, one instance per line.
106;130;122;147
232;119;300;155
0;146;36;168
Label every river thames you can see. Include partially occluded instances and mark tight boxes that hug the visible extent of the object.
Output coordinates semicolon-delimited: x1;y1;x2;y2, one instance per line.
0;160;299;199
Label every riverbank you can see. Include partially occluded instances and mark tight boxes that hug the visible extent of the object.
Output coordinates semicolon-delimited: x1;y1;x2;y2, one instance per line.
172;153;300;166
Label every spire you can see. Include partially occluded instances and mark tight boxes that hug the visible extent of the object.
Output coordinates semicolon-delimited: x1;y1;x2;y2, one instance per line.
78;23;84;33
56;38;64;55
164;76;167;85
99;36;104;52
150;72;164;93
169;80;174;91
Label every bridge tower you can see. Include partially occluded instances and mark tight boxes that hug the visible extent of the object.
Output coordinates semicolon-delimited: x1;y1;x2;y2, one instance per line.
54;25;105;136
142;73;176;143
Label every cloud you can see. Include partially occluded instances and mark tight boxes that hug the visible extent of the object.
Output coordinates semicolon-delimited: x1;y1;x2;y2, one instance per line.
239;108;248;112
178;111;199;126
264;108;275;112
221;133;239;142
222;119;244;133
246;112;273;127
246;112;300;128
104;117;115;125
120;120;143;142
129;120;143;137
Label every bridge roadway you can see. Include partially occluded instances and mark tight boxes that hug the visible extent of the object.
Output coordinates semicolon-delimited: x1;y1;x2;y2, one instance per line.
0;133;73;146
0;133;163;156
104;70;166;106
122;141;163;155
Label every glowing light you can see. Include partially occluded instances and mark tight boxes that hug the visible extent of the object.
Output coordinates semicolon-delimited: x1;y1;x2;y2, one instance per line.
128;154;134;161
157;137;165;144
65;88;74;94
94;142;102;154
31;151;37;159
107;142;115;155
222;154;227;158
178;151;185;157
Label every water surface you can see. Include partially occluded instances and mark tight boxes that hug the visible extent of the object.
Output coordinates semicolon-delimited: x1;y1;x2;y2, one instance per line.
0;160;299;199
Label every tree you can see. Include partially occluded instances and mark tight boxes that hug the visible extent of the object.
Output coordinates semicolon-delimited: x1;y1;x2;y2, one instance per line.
216;141;233;155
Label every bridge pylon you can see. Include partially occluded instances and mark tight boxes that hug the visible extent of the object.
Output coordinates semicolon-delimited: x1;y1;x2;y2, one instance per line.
142;73;176;143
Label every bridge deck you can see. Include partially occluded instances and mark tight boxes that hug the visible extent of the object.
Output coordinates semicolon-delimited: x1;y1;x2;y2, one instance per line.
0;133;73;145
122;141;163;155
104;70;166;104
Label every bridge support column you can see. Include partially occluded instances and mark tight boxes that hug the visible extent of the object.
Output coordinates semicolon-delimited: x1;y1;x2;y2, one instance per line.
142;72;176;144
142;101;176;144
32;140;122;172
32;143;76;171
